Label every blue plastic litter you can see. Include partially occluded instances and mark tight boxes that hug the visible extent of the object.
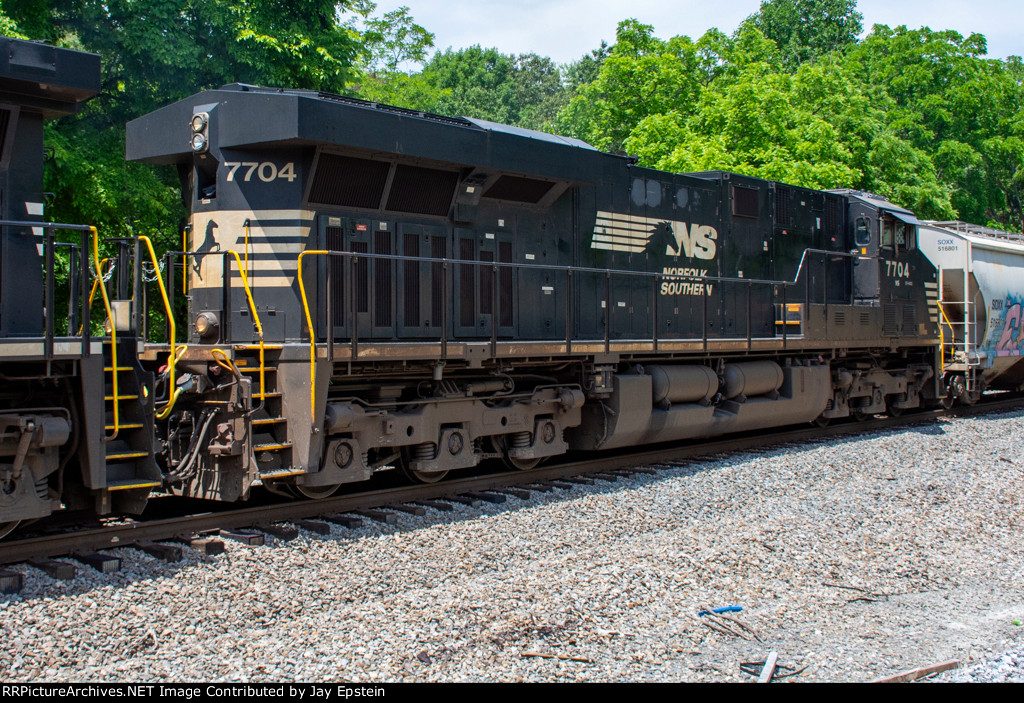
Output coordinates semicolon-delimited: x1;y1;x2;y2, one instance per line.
698;606;743;616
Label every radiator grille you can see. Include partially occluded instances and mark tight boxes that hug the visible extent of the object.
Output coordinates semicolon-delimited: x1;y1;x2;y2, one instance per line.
309;153;389;209
824;194;843;240
403;233;420;327
459;239;475;327
499;241;513;327
326;227;345;327
374;230;393;327
431;236;446;326
483;175;554;203
732;185;759;218
883;304;899;335
774;187;791;226
386;164;459;216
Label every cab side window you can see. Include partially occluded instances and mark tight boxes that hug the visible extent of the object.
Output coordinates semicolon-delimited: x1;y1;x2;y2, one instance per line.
855;217;872;246
882;219;894;248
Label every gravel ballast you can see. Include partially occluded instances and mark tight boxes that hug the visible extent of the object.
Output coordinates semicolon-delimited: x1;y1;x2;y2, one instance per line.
3;410;1023;682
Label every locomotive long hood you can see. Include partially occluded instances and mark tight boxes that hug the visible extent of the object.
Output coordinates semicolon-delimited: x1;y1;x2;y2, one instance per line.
125;83;614;184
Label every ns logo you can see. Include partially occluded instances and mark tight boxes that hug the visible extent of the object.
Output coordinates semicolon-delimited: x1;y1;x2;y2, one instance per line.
591;211;718;260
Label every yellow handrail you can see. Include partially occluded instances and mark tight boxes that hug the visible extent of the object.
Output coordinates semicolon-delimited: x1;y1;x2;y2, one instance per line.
936;301;954;374
298;249;329;419
226;250;265;408
137;235;181;421
91;227;119;441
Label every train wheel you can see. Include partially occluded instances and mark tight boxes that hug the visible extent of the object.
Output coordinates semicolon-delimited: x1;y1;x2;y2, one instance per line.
0;521;21;540
851;408;870;422
491;434;542;471
293;483;342;500
813;415;830;427
398;447;448;484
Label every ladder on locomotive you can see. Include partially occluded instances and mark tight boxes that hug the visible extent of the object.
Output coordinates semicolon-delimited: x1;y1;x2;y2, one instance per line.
90;231;163;494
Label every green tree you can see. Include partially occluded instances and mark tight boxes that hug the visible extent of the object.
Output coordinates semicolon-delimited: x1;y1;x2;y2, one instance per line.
744;0;863;70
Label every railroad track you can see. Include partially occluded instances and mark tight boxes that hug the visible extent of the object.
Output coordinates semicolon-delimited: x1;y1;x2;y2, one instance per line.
2;395;1021;591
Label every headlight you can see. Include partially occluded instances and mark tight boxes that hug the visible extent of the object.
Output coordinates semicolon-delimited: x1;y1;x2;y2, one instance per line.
194;311;219;340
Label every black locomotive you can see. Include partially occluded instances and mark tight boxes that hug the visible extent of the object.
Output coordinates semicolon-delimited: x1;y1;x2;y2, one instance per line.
123;83;940;500
0;37;947;532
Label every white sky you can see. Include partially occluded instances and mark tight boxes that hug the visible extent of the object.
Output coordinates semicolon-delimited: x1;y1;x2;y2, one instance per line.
365;0;1024;65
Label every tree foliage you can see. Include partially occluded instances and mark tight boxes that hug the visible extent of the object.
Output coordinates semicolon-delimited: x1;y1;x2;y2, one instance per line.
743;0;863;70
550;5;1023;229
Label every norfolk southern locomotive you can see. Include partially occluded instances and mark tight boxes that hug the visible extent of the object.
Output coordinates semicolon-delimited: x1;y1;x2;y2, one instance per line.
121;81;944;502
4;37;1023;535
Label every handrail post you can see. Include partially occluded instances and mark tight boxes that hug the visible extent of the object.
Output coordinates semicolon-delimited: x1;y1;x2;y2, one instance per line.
80;229;90;356
221;252;231;343
702;282;708;352
782;284;788;349
326;251;334;362
565;268;572;354
347;253;357;360
490;261;498;358
604;270;611;353
652;273;659;353
440;260;448;360
747;280;753;351
165;252;175;343
67;243;81;335
44;227;55;360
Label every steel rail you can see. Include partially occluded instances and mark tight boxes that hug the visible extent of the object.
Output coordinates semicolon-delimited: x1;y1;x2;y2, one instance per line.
1;395;1021;567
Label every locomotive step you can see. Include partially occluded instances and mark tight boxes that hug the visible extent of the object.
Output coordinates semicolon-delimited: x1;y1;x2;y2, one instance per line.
258;468;306;479
234;344;284;351
252;417;286;426
253;392;282;400
104;394;139;401
106;479;161;492
237;365;276;373
105;450;151;461
254;442;292;453
103;366;133;372
104;422;144;431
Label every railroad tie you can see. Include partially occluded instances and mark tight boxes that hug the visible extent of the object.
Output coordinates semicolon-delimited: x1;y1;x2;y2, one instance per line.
135;541;183;562
218;529;265;546
0;569;24;594
411;500;454;512
320;513;364;528
291;518;332;535
72;551;122;573
28;558;77;580
256;523;300;541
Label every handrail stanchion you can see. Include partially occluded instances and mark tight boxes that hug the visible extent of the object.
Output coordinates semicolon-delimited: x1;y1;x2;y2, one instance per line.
782;284;788;349
91;226;119;440
491;261;498;358
565;268;572;354
138;235;181;420
165;252;175;343
297;249;328;420
440;260;448;360
747;280;753;351
348;253;357;360
604;270;611;353
326;251;334;362
80;229;90;356
652;273;659;353
44;227;55;361
702;282;708;352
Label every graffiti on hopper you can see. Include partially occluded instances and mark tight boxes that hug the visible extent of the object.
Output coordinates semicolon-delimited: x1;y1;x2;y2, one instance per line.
995;297;1024;356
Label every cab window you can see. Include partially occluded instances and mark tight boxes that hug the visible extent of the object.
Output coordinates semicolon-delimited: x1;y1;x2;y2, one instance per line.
855;217;871;246
882;219;894;248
